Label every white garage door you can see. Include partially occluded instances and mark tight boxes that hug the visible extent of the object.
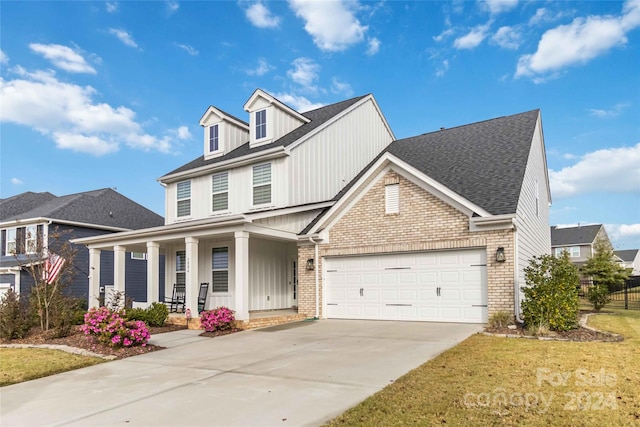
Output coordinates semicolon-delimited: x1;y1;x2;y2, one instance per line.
325;249;488;323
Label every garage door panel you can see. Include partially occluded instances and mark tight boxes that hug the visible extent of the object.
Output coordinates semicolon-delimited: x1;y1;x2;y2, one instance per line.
326;249;487;323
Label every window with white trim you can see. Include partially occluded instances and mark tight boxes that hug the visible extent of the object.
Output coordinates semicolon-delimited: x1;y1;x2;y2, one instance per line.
131;252;147;260
255;109;267;140
176;180;191;217
252;163;271;205
212;172;229;212
209;124;219;152
176;251;186;284
6;228;16;254
212;247;229;293
385;184;399;214
555;247;580;258
25;225;38;254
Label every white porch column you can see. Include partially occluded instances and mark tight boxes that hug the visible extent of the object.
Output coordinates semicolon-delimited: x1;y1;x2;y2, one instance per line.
114;245;126;295
146;241;160;304
234;231;250;321
88;248;101;308
185;237;199;314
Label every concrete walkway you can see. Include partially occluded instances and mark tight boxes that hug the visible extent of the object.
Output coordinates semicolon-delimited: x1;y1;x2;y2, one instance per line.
1;320;482;427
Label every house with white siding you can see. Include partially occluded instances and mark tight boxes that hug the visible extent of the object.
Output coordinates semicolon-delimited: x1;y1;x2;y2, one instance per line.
73;89;551;326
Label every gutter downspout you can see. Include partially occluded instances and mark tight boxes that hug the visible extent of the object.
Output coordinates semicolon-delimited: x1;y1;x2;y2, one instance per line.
512;221;524;323
309;237;320;319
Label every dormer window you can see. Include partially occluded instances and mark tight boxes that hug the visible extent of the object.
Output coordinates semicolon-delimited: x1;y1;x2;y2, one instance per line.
209;125;219;152
256;110;267;140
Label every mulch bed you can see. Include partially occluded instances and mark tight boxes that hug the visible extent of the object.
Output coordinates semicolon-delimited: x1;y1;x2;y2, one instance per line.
199;328;242;338
0;324;187;359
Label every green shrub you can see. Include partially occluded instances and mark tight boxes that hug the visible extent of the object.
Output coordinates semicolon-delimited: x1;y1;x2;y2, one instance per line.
125;307;148;323
521;253;580;332
488;311;512;328
145;302;168;327
48;296;85;338
587;284;610;312
0;289;32;340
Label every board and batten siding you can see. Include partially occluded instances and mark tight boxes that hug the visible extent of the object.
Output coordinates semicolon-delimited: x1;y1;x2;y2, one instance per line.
288;99;394;205
254;210;324;234
515;114;551;291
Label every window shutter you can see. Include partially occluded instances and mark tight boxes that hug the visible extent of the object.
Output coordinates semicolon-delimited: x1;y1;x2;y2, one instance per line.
385;184;399;214
0;230;5;256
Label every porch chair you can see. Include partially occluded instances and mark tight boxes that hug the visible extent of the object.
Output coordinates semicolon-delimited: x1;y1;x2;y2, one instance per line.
198;283;209;313
164;283;186;313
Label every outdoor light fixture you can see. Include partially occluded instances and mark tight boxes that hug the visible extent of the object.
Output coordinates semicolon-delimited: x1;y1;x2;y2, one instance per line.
496;247;506;263
306;258;315;270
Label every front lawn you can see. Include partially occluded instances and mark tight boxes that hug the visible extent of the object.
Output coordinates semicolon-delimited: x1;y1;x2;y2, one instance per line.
327;309;640;426
0;348;105;387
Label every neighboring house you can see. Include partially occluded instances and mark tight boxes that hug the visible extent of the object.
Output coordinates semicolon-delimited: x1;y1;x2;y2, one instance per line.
614;249;640;275
550;224;611;267
73;89;551;324
0;189;165;306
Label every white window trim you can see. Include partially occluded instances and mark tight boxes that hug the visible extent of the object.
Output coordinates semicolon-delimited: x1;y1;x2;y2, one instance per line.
131;252;147;260
176;180;192;219
211;172;230;215
251;108;273;147
211;246;230;294
176;250;186;285
5;228;16;255
555;246;580;258
25;225;38;254
385;184;400;214
251;162;273;208
209;124;221;154
255;109;267;140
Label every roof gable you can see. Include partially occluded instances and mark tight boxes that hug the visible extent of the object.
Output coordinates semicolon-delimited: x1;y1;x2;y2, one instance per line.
550;224;603;246
199;106;249;128
614;249;640;262
243;89;310;124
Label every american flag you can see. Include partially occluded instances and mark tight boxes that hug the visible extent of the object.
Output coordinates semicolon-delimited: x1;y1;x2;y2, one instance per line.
44;253;65;285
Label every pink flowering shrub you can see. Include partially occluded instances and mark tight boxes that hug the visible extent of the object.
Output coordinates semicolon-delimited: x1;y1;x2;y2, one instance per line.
200;307;235;332
82;306;150;348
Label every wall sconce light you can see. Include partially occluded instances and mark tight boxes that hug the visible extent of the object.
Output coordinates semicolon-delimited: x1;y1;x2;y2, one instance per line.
496;247;506;263
306;258;315;270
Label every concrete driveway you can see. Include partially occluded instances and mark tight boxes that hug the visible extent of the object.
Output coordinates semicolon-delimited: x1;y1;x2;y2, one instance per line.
1;320;482;426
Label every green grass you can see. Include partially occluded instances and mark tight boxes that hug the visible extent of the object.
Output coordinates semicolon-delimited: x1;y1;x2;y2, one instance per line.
327;309;640;426
0;348;105;387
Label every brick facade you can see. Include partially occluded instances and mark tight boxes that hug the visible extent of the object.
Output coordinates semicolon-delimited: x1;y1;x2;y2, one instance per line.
298;170;516;320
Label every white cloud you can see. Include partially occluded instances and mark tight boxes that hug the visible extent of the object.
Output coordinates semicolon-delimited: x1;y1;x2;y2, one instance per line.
0;49;8;65
11;178;23;185
108;28;139;48
0;67;183;156
435;59;450;77
528;8;575;26
549;143;640;198
330;77;353;97
245;1;281;28
516;0;640;79
106;2;118;13
287;57;320;88
454;23;490;49
289;0;368;51
588;102;630;118
272;92;324;112
366;37;380;55
170;125;191;140
245;58;273;76
482;0;518;15
174;43;199;56
433;27;455;43
166;1;179;14
29;43;96;74
491;26;521;49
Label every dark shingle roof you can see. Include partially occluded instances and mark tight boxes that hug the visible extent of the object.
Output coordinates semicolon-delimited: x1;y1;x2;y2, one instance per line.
387;110;540;215
550;225;603;246
162;95;368;178
0;189;164;230
614;249;639;262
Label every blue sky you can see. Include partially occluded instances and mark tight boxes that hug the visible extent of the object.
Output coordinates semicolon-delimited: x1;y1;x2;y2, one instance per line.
1;0;639;249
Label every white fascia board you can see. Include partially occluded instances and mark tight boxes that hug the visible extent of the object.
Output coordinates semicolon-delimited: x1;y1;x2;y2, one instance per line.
243;89;310;123
368;95;396;141
243;223;300;242
469;214;516;232
199;106;249;129
158;146;288;183
0;217;130;233
71;216;248;248
245;201;335;220
285;95;393;153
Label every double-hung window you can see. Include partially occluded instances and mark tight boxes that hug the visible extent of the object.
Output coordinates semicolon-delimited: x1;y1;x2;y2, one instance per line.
6;228;16;254
255;109;267;140
212;247;229;293
25;225;38;254
212;172;229;212
176;251;186;284
555;247;580;258
176;180;191;217
252;163;271;205
209;124;219;153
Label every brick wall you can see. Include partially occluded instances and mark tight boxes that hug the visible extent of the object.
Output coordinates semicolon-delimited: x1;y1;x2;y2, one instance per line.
298;170;516;319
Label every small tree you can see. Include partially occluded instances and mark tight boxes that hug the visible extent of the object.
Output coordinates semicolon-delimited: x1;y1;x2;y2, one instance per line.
581;238;629;311
521;252;580;331
15;226;78;332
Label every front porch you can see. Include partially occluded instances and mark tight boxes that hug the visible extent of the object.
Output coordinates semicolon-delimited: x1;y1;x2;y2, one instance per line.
166;308;308;330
